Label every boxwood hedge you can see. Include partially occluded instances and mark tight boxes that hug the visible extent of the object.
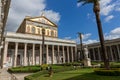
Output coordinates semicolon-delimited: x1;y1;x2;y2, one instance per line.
8;65;41;73
94;68;120;76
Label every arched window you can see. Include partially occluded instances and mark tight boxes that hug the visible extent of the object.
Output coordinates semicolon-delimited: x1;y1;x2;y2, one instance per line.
38;28;40;34
27;26;30;33
47;30;49;36
32;27;35;33
55;31;57;37
51;30;54;37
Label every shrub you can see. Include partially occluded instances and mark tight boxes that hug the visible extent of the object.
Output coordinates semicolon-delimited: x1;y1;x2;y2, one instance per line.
94;68;120;76
8;65;41;73
41;64;48;70
62;62;81;66
100;63;120;68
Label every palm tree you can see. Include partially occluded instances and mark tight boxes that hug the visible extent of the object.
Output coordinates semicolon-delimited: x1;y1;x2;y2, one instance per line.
78;0;110;69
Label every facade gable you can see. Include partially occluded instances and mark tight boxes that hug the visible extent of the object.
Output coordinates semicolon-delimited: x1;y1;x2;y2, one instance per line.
29;16;57;27
17;16;58;38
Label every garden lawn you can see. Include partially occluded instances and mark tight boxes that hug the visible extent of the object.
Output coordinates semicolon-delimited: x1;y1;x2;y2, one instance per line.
34;68;120;80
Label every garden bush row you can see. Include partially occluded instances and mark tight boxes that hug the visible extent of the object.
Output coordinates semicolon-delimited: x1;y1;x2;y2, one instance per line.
100;64;120;68
54;62;81;66
8;65;41;73
94;68;120;76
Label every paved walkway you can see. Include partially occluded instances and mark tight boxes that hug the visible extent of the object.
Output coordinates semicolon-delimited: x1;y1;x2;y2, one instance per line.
0;68;12;80
0;68;33;80
13;73;33;80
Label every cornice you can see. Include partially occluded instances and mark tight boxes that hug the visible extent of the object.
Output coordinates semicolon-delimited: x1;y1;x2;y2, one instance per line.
5;32;76;44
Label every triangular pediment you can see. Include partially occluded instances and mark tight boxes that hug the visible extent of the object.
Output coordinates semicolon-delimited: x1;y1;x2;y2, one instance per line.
28;16;57;27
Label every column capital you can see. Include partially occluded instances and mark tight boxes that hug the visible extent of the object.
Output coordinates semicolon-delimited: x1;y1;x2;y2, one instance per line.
24;43;28;45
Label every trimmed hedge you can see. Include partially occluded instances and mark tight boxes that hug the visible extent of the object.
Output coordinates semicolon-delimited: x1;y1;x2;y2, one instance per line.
56;62;81;66
94;68;120;76
100;62;120;68
8;65;41;73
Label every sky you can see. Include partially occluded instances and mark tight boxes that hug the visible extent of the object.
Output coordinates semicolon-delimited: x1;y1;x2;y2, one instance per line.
6;0;120;44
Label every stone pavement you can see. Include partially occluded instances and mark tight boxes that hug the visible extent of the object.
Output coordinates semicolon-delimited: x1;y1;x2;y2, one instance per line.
13;73;33;80
0;68;33;80
0;68;12;80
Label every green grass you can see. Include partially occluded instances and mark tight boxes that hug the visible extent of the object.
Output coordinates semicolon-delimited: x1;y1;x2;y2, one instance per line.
34;68;120;80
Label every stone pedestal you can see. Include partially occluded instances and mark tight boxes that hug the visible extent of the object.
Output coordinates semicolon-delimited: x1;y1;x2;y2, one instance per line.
83;58;91;67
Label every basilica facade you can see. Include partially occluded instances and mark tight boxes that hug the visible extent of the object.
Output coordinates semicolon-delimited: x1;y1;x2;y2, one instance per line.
2;15;77;67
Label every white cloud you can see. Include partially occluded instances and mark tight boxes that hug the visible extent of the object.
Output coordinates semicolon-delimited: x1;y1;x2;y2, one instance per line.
100;0;112;7
116;7;120;11
6;0;61;32
83;39;98;44
41;10;60;23
82;27;120;44
76;27;120;44
77;3;82;7
100;4;115;16
74;33;94;44
105;27;120;40
110;27;120;35
100;0;120;16
87;13;92;19
104;15;114;22
64;37;72;40
82;33;91;40
100;0;115;16
74;37;98;44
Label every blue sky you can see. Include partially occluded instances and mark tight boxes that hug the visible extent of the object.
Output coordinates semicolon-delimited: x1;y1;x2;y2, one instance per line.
6;0;120;44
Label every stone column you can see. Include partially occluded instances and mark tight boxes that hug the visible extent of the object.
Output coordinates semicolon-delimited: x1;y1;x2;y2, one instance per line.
113;46;117;61
67;46;70;63
46;45;48;64
32;44;35;65
71;46;74;62
98;47;101;61
52;45;54;64
39;44;42;65
116;45;120;61
13;42;18;67
62;46;65;63
92;48;96;61
57;45;60;63
24;43;27;66
3;42;9;66
110;46;114;61
75;46;77;61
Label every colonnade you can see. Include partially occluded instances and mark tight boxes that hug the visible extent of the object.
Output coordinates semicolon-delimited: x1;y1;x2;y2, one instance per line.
3;42;76;67
88;44;120;61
